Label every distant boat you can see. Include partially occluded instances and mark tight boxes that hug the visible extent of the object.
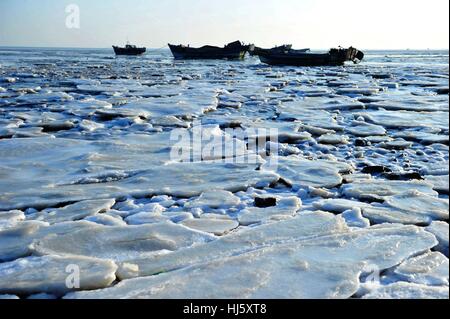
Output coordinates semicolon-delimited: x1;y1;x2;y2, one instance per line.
168;41;250;60
259;47;365;66
112;44;146;56
249;45;297;56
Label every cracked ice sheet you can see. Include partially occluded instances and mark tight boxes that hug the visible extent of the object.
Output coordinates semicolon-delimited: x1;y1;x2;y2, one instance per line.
0;220;215;263
0;134;278;210
27;198;116;224
277;105;344;131
389;251;449;286
359;191;449;226
0;255;117;296
106;213;436;284
341;179;437;201
426;221;449;257
65;218;437;299
362;282;449;299
117;91;218;119
238;196;302;226
356;110;449;130
261;155;353;189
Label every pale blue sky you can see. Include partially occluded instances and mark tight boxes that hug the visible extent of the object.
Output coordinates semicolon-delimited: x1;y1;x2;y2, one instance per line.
0;0;448;49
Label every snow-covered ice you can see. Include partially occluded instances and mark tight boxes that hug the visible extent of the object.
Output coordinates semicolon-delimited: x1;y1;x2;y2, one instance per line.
0;48;448;299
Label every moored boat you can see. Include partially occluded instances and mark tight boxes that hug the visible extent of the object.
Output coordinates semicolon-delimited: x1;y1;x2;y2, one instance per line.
249;45;295;56
259;47;364;66
168;41;250;60
113;44;146;56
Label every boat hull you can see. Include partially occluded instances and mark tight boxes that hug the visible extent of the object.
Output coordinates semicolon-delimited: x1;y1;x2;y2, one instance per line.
168;42;248;60
259;47;364;66
113;46;146;56
249;45;295;57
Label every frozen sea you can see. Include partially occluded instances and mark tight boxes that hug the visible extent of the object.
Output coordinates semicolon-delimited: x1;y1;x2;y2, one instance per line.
0;48;448;299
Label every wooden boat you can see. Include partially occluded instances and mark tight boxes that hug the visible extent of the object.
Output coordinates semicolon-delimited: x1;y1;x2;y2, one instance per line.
249;45;294;56
259;47;364;66
168;41;250;60
113;44;146;56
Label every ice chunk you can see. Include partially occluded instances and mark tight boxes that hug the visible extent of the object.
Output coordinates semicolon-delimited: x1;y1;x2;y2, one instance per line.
317;134;349;145
84;214;127;227
390;252;449;286
30;222;216;262
425;175;449;194
0;135;278;210
27;199;116;224
362;282;449;299
362;206;432;226
180;218;239;236
384;191;448;222
313;199;372;214
114;213;435;281
66;222;436;299
0;255;117;296
426;221;449;257
341;209;371;228
65;243;361;299
238;197;302;226
341;179;437;201
115;211;348;279
0;221;92;262
356;110;449;130
346;121;387;137
0;210;25;231
184;190;241;209
262;156;351;189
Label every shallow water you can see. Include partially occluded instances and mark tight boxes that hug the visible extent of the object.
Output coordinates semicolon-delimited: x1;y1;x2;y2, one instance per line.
0;48;448;299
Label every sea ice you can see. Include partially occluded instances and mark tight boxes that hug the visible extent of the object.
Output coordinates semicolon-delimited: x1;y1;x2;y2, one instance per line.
0;135;278;210
356;110;449;130
313;199;372;214
362;282;449;299
27;199;116;224
262;156;351;189
184;190;241;209
238;196;302;226
346;121;387;137
0;255;117;296
426;221;449;257
180;218;239;236
425;175;449;194
390;251;449;286
66;222;436;299
341;179;437;201
30;222;216;262
0;210;25;231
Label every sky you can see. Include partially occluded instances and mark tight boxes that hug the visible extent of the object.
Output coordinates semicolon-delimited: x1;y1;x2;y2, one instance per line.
0;0;449;50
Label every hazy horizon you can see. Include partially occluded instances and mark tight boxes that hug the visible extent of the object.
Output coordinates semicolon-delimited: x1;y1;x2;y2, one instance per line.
0;0;449;50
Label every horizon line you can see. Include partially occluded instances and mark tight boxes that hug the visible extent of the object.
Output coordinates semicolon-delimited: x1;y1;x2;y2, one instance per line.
0;45;449;51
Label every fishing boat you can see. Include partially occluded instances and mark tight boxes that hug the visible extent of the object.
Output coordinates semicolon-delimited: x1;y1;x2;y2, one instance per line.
258;47;364;66
112;44;146;56
249;45;295;56
168;41;250;60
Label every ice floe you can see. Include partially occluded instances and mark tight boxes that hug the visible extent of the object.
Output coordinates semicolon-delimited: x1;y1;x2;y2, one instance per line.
426;221;449;257
390;251;449;286
0;255;117;296
66;218;436;298
30;222;216;262
362;282;449;299
0;48;448;299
